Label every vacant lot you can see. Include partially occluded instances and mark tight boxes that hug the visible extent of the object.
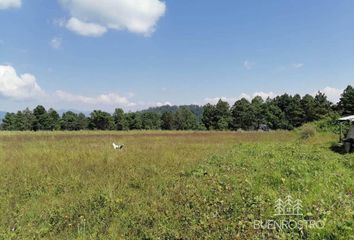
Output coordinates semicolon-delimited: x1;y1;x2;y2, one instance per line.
0;131;352;239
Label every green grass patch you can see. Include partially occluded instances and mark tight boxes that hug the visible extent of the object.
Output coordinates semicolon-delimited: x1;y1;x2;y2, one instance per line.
0;131;352;239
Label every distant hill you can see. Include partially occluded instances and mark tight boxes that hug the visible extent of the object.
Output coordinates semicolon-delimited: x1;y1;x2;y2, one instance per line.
140;105;204;120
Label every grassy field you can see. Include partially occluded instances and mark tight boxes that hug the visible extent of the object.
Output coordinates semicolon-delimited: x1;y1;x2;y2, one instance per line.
0;131;353;239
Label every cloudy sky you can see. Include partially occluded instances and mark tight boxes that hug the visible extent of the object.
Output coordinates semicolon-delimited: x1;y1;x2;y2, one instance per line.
0;0;353;112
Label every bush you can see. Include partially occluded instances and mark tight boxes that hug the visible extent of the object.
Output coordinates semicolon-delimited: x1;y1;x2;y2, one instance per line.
313;113;341;134
299;125;316;140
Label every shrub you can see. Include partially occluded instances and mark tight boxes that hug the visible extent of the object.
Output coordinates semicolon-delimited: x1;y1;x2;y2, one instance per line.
313;113;341;134
299;125;316;140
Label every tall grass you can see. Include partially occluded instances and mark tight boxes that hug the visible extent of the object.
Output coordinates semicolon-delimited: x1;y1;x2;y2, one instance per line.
0;131;352;239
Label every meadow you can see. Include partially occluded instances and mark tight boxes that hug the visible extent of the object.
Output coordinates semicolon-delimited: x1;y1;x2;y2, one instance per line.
0;130;352;239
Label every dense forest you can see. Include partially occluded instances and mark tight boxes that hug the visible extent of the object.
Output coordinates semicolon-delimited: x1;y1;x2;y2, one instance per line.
1;85;354;131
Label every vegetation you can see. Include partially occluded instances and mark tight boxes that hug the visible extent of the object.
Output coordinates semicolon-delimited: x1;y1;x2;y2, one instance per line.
0;131;352;239
0;86;353;238
337;85;354;116
141;105;204;121
4;85;354;132
299;125;317;140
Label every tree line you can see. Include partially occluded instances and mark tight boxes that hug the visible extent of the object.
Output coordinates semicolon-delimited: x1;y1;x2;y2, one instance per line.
1;85;353;131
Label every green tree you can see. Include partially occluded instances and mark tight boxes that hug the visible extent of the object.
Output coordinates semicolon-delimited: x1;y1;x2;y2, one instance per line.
60;111;79;130
230;98;255;130
21;108;35;130
301;94;316;122
161;112;175;130
215;99;231;130
32;105;49;131
202;103;217;130
141;112;161;130
2;109;35;131
338;85;354;115
77;113;89;130
274;94;292;114
89;110;114;130
174;107;197;130
1;113;16;130
113;108;128;130
263;100;289;129
13;111;26;131
314;92;332;119
47;108;60;130
251;96;265;129
286;94;305;128
125;112;143;130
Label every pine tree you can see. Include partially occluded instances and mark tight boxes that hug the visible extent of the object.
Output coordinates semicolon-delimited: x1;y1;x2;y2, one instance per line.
339;85;354;115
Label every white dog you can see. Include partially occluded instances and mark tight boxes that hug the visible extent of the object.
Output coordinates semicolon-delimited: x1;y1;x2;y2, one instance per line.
112;143;124;150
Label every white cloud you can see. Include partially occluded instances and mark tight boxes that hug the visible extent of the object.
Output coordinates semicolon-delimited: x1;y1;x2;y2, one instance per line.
156;101;171;107
204;92;275;105
0;65;44;100
318;86;343;103
50;37;62;49
59;0;166;37
239;93;251;100
0;65;173;110
54;90;137;107
53;91;175;110
204;97;237;105
243;60;255;70
204;87;344;107
0;0;21;9
292;63;304;69
66;18;107;37
252;91;275;99
0;66;171;110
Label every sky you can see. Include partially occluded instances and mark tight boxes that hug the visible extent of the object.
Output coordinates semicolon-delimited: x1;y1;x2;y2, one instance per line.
0;0;353;112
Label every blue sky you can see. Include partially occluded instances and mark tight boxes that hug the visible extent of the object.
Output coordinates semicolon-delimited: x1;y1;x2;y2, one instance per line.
0;0;353;112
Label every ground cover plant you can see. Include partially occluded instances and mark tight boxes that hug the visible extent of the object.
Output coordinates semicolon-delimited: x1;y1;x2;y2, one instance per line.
0;131;353;239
